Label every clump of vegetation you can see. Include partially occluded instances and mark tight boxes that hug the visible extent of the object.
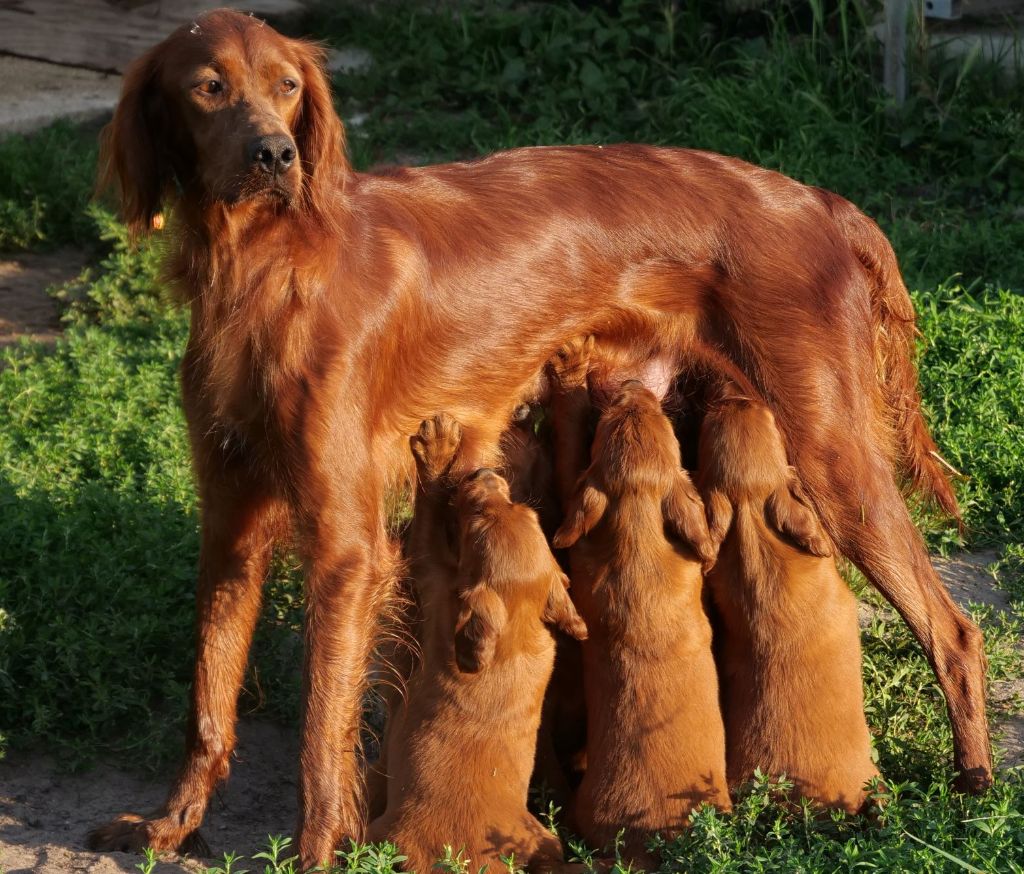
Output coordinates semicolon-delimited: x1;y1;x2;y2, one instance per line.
0;1;1022;870
0;121;99;250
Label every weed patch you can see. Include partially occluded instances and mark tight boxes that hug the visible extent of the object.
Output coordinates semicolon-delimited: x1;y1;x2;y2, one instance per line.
0;122;100;250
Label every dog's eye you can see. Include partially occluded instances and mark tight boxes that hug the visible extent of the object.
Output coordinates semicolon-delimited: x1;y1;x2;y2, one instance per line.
280;78;298;95
197;79;223;95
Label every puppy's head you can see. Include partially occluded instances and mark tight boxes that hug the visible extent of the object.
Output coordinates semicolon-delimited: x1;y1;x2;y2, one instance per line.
453;469;586;674
698;399;831;557
499;403;553;507
553;382;715;566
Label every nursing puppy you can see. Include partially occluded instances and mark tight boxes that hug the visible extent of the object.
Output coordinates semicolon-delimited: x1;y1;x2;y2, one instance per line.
499;402;561;537
368;414;587;873
698;395;879;812
550;348;729;865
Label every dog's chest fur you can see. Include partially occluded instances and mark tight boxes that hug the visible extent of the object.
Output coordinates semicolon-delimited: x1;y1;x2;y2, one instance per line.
180;229;337;463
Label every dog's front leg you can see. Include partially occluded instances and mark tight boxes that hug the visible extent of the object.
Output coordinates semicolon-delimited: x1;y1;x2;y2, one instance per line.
295;472;393;870
89;437;285;855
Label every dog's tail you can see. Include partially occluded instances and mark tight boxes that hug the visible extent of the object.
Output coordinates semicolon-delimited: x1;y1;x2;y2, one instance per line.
824;191;962;522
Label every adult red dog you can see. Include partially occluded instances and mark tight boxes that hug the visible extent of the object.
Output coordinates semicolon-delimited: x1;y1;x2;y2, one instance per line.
88;9;991;868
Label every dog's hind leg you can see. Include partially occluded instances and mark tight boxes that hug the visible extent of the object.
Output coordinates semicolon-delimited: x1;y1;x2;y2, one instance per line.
792;428;992;792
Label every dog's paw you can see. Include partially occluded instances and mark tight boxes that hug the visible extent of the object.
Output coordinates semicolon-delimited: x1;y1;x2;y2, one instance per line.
87;813;210;857
411;413;463;482
548;334;594;390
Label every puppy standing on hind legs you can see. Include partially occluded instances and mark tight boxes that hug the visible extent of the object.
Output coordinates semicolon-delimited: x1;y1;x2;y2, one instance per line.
549;339;730;868
368;413;587;873
698;394;880;812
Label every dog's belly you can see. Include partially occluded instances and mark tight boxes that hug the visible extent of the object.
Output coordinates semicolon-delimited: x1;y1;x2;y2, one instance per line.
372;270;707;467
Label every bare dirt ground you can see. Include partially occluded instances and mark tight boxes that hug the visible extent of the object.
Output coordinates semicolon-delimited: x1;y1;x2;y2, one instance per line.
0;721;299;874
0;249;88;350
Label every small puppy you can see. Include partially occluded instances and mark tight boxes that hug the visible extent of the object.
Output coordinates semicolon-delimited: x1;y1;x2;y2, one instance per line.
368;413;588;873
698;395;879;812
550;346;730;865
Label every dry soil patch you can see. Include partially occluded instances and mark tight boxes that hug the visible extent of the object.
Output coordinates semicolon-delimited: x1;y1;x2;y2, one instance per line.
0;248;87;349
0;721;298;874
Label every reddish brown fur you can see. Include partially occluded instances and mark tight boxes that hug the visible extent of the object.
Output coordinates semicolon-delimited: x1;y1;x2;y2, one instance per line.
698;396;880;812
89;11;990;868
499;403;561;537
550;349;729;865
367;415;585;873
494;402;591;806
813;188;959;521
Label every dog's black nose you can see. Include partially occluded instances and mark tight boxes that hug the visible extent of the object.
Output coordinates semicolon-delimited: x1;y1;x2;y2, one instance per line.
249;134;296;173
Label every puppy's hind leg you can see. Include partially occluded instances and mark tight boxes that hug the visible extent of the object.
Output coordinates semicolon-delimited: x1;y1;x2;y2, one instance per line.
369;414;466;818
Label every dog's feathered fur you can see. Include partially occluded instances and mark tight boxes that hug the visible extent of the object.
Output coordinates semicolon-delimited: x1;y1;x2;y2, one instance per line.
90;11;988;866
550;351;729;864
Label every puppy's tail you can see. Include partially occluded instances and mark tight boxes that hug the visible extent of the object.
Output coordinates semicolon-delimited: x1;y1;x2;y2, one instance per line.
824;191;962;524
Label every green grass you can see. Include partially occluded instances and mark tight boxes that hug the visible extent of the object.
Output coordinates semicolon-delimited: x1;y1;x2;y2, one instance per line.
0;121;100;250
1;1;1023;871
916;285;1024;547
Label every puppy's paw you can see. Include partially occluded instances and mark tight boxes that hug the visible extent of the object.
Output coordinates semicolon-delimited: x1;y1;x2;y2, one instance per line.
548;334;594;390
411;413;463;482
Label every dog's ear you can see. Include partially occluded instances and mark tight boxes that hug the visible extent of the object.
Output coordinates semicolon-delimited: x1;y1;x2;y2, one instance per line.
765;468;832;557
99;46;172;238
703;489;735;555
542;571;587;641
552;475;607;549
454;584;508;674
664;469;717;568
291;39;347;212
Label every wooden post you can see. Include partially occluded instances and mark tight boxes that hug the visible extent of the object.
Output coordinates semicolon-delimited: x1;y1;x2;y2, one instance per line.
884;0;910;105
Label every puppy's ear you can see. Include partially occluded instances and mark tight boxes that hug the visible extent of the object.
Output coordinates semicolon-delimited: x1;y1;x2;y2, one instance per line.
664;470;717;568
543;572;587;641
99;46;172;238
454;584;508;674
292;39;347;211
765;468;832;557
552;476;607;549
704;489;735;554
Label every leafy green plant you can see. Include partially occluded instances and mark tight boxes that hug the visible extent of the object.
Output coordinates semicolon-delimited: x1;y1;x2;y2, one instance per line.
252;835;300;874
0;121;99;249
333;840;406;874
915;284;1024;546
203;852;248;874
136;847;159;874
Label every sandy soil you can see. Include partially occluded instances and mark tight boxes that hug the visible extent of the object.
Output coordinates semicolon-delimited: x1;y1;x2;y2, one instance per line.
0;249;88;350
0;721;299;873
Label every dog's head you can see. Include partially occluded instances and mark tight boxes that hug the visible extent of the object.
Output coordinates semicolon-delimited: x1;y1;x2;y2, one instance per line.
100;9;345;235
452;468;586;674
552;381;715;566
698;398;832;557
